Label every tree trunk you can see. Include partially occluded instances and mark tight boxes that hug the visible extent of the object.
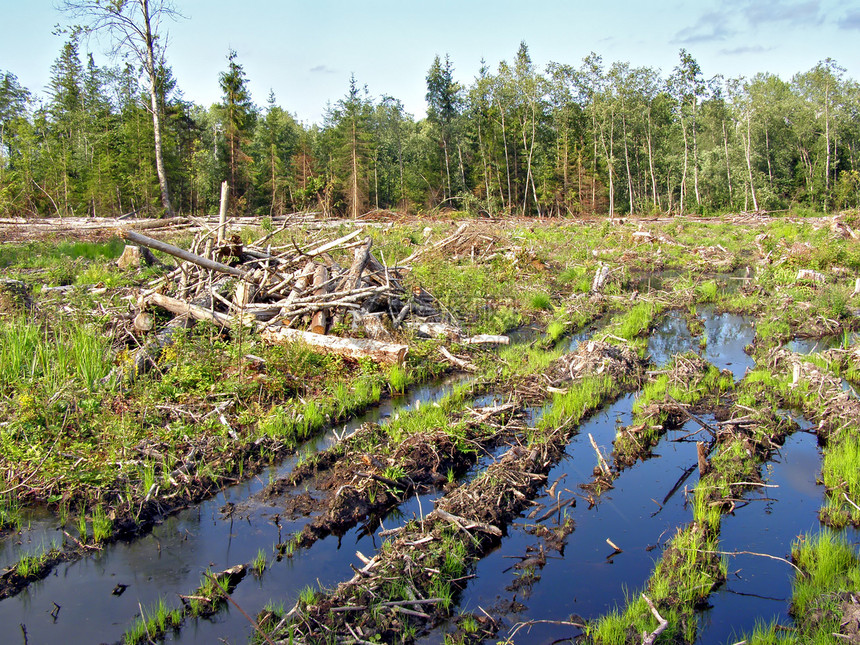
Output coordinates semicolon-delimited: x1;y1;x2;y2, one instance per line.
142;0;174;218
680;117;689;214
622;112;634;215
261;327;408;365
743;111;759;212
647;110;659;209
722;119;733;206
692;99;701;206
497;99;512;213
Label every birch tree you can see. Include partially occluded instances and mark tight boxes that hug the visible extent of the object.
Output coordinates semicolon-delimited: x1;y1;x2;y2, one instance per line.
61;0;180;217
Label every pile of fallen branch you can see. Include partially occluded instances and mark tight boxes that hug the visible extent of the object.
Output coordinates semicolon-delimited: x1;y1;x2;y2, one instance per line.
123;225;450;368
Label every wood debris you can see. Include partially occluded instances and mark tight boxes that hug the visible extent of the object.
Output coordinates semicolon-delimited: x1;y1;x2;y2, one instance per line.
123;224;450;369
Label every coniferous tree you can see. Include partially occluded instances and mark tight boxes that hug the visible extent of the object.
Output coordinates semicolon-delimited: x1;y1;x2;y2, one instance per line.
218;49;256;214
252;90;298;215
426;54;463;205
323;75;373;218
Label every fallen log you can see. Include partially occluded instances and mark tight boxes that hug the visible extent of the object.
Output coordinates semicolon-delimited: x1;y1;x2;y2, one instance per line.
406;321;463;340
310;264;330;334
340;237;372;291
261;327;408;365
146;292;237;328
461;334;510;346
121;229;248;279
438;346;477;372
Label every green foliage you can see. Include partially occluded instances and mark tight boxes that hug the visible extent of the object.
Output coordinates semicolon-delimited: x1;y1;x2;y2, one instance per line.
610;301;661;340
529;292;552;311
820;433;860;527
252;548;267;576
790;530;860;641
546;320;566;343
694;280;719;303
387;364;408;395
2;36;859;218
91;505;113;542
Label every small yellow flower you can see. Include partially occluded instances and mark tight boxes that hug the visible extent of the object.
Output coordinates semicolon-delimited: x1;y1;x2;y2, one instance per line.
17;393;35;410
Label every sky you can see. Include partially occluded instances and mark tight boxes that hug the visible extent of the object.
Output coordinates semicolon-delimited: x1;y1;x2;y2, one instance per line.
1;0;858;125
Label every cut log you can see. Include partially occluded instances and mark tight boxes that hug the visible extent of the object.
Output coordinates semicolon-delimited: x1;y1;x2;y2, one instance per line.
261;327;408;365
133;311;154;332
129;216;190;231
796;269;826;284
340;237;373;291
592;263;611;293
461;334;510;346
146;292;237;328
125;311;195;381
122;229;248;279
116;245;142;269
310;264;330;334
696;441;709;476
292;229;364;260
356;312;392;341
439;346;477;372
406;321;463;340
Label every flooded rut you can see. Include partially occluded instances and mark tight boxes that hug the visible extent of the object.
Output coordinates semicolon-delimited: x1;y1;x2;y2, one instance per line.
0;377;466;644
0;303;851;644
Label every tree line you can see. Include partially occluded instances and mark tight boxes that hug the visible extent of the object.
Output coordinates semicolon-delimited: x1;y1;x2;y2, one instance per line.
1;36;858;219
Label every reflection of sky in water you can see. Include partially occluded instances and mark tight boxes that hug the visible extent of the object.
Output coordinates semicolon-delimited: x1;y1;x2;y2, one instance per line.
703;309;756;380
788;332;859;355
697;428;860;644
648;307;756;380
428;398;711;645
648;310;695;366
0;374;470;645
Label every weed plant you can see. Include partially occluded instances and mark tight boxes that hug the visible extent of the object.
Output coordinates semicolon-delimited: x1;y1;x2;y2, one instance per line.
820;433;860;527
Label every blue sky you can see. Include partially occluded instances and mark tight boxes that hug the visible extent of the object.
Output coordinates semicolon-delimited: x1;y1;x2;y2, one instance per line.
2;0;858;125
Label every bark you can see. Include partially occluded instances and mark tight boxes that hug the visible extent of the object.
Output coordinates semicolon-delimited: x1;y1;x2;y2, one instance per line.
217;180;229;243
680;117;689;214
622;112;634;214
339;237;372;291
142;0;175;218
121;229;249;279
743;111;759;212
310;264;330;334
722;120;733;205
146;292;237;328
261;327;408;365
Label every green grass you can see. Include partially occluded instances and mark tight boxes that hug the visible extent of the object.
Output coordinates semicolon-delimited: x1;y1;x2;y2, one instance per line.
820;432;860;527
252;548;267;576
0;317;113;395
92;505;113;542
609;301;662;341
727;531;860;644
545;320;566;344
123;597;184;644
538;376;614;431
694;280;719;303
387;364;408;395
0;493;22;531
529;292;553;311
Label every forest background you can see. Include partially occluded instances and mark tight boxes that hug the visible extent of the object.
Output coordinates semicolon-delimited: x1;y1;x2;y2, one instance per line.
0;1;859;220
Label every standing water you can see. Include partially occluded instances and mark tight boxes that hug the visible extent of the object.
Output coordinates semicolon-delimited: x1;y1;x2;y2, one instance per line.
0;376;465;644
